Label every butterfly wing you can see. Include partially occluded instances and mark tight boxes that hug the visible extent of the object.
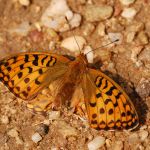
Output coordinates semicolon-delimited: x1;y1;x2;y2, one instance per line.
0;52;70;100
82;68;139;130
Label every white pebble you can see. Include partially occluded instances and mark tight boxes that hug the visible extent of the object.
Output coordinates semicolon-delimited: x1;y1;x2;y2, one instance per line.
41;0;81;32
84;46;93;63
61;36;86;53
32;132;42;143
108;32;123;43
19;0;30;6
119;0;135;5
88;136;105;150
121;8;137;19
65;10;74;20
69;14;82;28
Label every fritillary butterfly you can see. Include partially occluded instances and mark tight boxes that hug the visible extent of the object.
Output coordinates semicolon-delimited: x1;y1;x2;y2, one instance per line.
0;52;139;130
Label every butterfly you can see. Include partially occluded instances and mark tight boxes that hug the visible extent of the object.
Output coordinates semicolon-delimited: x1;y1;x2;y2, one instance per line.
0;51;139;130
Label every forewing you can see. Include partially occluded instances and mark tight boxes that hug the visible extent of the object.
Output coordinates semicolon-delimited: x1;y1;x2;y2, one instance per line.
0;52;70;100
82;69;139;130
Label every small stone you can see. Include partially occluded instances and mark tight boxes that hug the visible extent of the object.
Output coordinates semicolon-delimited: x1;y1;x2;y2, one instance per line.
137;31;149;45
65;10;74;20
1;115;9;124
139;130;149;141
105;139;112;148
69;14;82;28
84;5;113;22
19;0;30;6
56;120;78;138
88;136;105;150
126;22;144;32
31;132;42;143
126;31;136;43
121;8;137;19
119;0;135;5
136;78;150;98
48;111;60;120
108;32;123;43
84;46;93;63
82;23;95;36
61;36;86;53
131;46;143;63
128;133;139;144
97;23;105;36
41;0;81;32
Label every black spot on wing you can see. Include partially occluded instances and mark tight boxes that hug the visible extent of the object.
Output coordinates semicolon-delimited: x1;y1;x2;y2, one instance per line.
32;55;39;66
89;102;96;107
18;72;23;78
106;86;117;96
96;77;103;88
25;55;29;62
41;56;48;65
35;78;41;85
96;93;101;98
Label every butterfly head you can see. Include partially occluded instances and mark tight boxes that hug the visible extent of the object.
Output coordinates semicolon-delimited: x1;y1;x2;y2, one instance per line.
77;53;89;65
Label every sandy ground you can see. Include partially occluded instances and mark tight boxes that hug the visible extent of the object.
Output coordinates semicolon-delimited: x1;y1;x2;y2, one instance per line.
0;0;150;150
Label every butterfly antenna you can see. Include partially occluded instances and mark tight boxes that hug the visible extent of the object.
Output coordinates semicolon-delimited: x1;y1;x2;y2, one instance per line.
65;17;81;53
85;39;119;55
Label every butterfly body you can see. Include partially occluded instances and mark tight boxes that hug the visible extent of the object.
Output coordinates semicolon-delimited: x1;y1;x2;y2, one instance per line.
0;52;139;130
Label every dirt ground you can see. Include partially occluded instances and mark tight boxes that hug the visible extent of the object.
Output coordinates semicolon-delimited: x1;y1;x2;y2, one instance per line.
0;0;150;150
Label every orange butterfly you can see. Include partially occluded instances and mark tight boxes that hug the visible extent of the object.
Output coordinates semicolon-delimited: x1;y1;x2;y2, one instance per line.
0;52;139;130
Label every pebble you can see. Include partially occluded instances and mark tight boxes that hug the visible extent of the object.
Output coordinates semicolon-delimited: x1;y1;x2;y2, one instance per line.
97;23;105;36
131;46;143;63
83;46;93;63
48;111;60;120
61;36;86;53
139;130;149;141
7;128;23;145
56;120;78;138
121;8;137;19
119;0;135;5
41;0;81;32
126;31;136;43
82;23;95;36
137;31;149;45
139;47;150;63
126;22;144;32
69;14;82;29
136;78;150;98
108;32;123;43
31;132;42;143
19;0;30;6
88;136;105;150
128;133;139;144
1;115;9;124
84;5;113;22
